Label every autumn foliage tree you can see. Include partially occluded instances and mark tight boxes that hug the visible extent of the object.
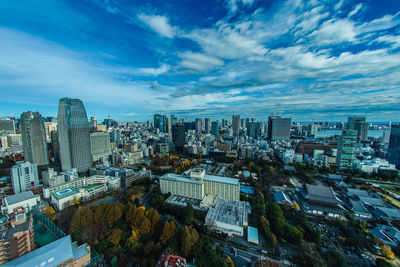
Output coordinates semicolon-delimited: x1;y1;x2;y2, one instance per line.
108;228;123;246
160;221;176;244
69;207;93;233
181;226;199;257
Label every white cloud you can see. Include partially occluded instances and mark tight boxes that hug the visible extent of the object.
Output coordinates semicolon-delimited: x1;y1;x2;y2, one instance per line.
178;52;224;72
310;19;357;44
348;3;362;18
360;12;400;33
122;112;136;116
137;13;176;38
374;35;400;48
137;64;170;75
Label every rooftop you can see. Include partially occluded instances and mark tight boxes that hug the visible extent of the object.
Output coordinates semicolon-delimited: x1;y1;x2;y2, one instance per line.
205;198;249;227
247;226;259;244
51;187;79;200
4;191;36;206
305;184;340;205
3;235;89;267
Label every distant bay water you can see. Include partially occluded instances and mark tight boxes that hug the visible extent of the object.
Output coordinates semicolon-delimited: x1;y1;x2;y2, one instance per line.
317;129;386;138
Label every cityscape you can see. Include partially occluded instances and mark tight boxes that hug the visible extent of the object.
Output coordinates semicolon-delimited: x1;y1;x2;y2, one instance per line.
1;1;400;267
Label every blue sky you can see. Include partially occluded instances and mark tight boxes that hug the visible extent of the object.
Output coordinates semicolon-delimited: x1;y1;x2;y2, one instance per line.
0;0;399;122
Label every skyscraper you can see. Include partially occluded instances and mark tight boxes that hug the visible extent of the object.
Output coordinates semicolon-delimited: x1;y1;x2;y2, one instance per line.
388;124;400;168
11;161;39;194
211;121;219;137
232;115;240;137
267;116;291;140
154;114;168;133
195;118;202;135
248;122;261;139
20;111;49;165
173;123;186;153
58;98;92;172
204;118;211;134
347;115;368;141
336;129;357;170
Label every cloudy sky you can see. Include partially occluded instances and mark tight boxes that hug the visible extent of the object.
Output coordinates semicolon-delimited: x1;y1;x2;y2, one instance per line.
0;0;399;122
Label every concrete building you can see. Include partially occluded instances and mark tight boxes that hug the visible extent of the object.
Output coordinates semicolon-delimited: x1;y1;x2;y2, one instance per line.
232;115;240;137
388;124;400;168
160;168;240;201
204;118;211;134
195;118;202;135
347;115;368;141
1;191;40;214
58;98;92;172
267;116;291;140
11;162;39;194
43;122;57;142
3;235;90;267
20;112;49;166
336;129;357;170
42;168;65;187
205;198;250;236
0;119;15;135
0;208;35;265
89;131;111;162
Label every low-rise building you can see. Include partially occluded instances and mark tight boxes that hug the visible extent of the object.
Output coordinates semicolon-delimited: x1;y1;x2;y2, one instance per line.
205;198;250;236
1;191;40;214
299;184;346;218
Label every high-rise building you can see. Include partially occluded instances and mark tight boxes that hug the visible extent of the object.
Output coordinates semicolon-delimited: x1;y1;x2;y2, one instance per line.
166;117;172;134
11;161;39;194
0;119;15;135
347;115;368;141
20;112;49;166
58;98;92;172
205;118;211;134
154;114;167;133
89;132;111;162
211;121;219;137
232;115;240;137
388;124;400;168
267;116;291;140
173;123;186;153
170;115;178;126
51;130;60;163
248;122;261;139
195;118;202;135
336;129;357;170
43;121;57;141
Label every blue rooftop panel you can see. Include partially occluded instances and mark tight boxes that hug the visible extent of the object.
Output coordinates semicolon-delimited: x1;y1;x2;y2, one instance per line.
3;235;78;267
247;226;259;244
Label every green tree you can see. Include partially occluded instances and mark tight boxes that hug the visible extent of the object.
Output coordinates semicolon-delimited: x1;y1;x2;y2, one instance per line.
183;203;194;225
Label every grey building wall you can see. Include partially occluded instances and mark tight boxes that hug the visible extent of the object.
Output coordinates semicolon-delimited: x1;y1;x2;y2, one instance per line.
20;112;49;165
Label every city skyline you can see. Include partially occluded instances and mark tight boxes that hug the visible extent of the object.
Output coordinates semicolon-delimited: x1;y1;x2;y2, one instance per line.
1;0;400;121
